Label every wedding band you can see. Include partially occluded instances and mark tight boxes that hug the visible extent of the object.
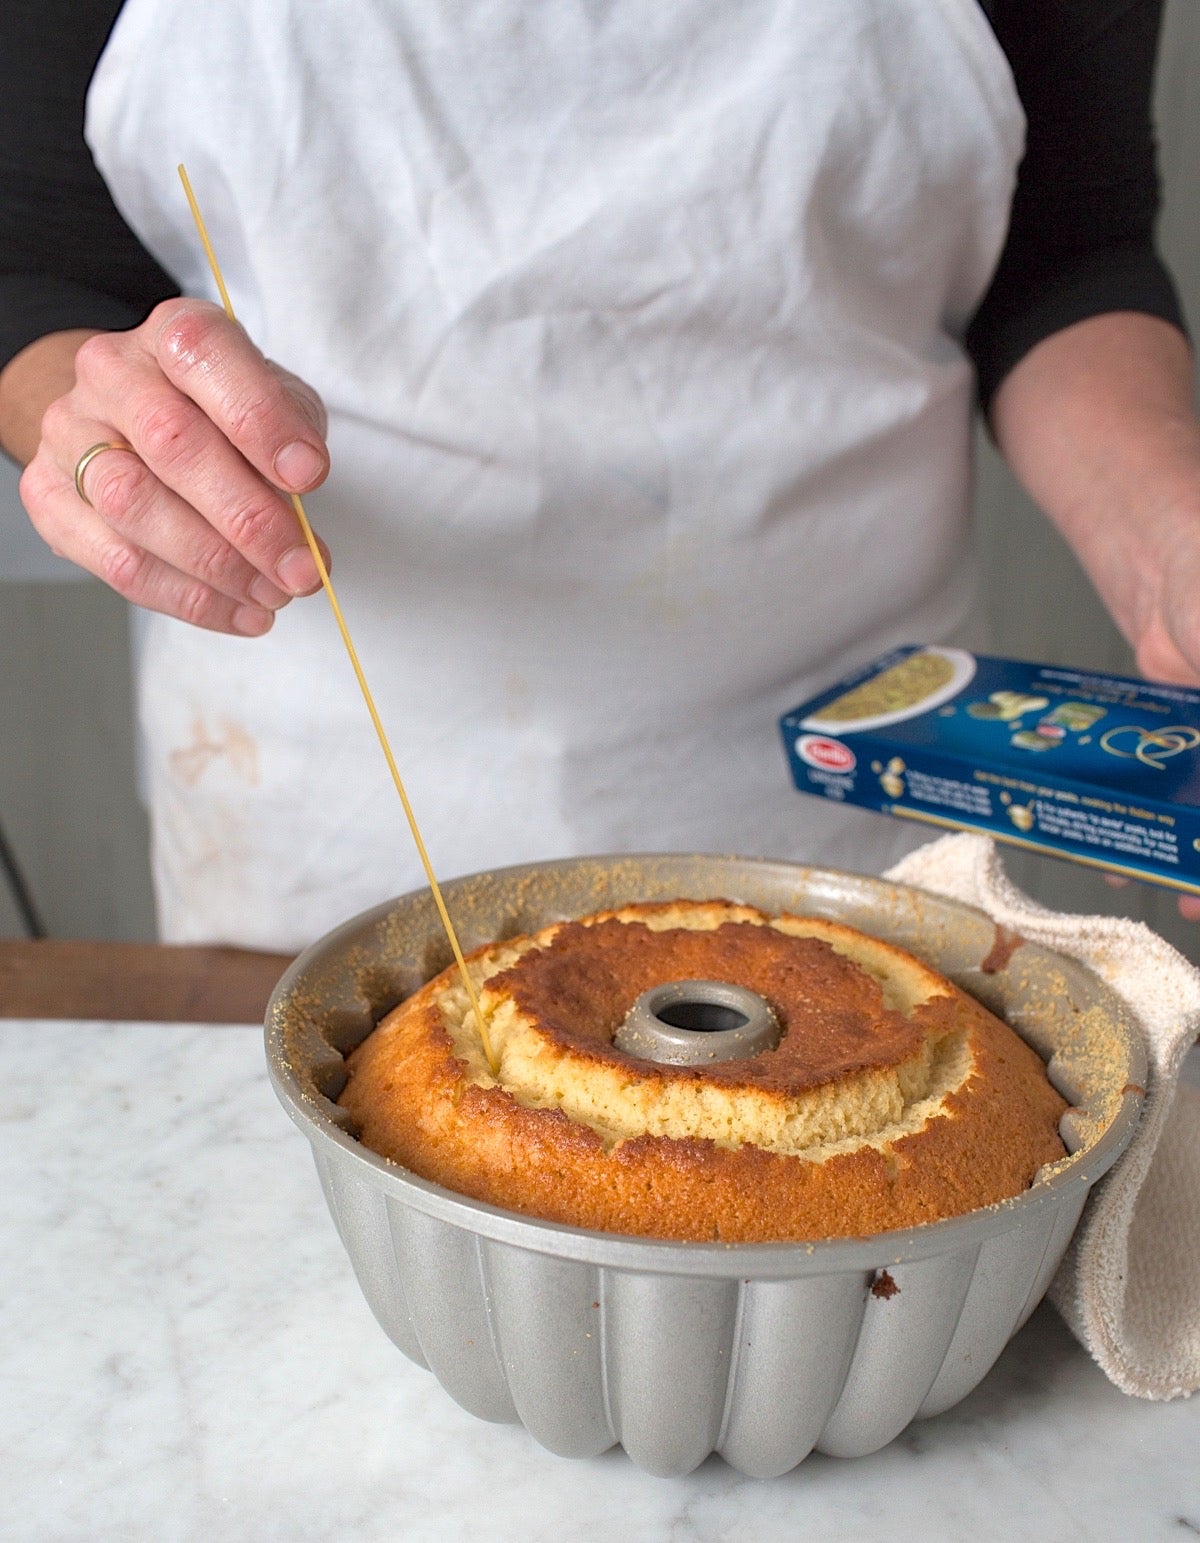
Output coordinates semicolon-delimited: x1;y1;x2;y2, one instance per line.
73;440;134;507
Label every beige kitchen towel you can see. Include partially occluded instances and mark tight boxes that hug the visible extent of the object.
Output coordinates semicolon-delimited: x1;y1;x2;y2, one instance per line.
886;832;1200;1400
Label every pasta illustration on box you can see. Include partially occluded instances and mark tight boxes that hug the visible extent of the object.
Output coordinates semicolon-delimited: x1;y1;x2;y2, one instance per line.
781;646;1200;895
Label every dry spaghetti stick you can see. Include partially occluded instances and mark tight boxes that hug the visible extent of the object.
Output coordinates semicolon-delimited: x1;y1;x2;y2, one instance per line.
178;162;499;1076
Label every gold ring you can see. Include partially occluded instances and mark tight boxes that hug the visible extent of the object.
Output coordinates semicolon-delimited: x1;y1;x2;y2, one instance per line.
74;440;134;507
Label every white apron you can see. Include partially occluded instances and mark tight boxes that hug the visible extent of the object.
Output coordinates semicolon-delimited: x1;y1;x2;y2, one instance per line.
87;0;1023;949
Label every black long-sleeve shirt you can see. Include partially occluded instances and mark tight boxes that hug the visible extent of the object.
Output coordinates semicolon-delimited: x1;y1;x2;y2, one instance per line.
0;0;1187;412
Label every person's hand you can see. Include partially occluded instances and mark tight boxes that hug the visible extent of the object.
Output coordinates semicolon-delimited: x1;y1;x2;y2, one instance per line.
989;313;1200;924
18;298;331;636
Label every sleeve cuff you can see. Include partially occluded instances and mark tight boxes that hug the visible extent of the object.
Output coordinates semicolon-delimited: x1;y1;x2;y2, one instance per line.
966;243;1190;413
0;271;172;374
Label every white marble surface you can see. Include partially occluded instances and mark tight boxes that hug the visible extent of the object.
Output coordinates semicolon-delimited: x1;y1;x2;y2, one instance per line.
2;1019;1197;1543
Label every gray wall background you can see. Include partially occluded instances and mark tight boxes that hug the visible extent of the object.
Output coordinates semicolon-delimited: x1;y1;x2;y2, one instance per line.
2;2;1199;952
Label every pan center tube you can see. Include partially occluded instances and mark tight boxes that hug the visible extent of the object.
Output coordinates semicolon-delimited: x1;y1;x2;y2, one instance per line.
613;979;781;1066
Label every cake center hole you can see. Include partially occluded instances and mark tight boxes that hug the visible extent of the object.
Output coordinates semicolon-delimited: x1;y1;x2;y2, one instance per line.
615;979;781;1066
654;1001;749;1035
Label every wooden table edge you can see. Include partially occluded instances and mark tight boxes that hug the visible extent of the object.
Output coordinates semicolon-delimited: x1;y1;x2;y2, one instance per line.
0;939;295;1023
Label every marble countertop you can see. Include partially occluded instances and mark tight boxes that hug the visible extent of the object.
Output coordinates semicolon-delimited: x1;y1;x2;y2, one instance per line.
3;1019;1197;1543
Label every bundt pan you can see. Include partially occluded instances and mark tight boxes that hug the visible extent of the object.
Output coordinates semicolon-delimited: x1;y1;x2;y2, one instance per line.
265;854;1143;1478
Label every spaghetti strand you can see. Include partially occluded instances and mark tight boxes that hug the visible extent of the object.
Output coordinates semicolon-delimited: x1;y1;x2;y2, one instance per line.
178;163;499;1075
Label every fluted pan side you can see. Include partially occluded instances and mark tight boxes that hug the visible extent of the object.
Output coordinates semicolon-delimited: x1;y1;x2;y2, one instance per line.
387;1202;518;1424
717;1273;865;1478
816;1247;980;1458
307;1135;1121;1473
917;1190;1086;1418
1012;1187;1091;1334
915;1208;1056;1419
313;1158;1088;1476
481;1242;614;1458
602;1268;739;1476
314;1147;426;1370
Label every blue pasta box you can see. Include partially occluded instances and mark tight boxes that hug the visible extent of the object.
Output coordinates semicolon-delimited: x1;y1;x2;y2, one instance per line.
780;646;1200;896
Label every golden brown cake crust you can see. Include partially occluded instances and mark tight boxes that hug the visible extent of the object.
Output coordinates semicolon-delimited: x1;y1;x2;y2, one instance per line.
489;915;931;1090
337;901;1069;1242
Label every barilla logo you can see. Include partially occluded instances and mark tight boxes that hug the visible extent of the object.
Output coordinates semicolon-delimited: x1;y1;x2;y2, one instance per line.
796;735;856;773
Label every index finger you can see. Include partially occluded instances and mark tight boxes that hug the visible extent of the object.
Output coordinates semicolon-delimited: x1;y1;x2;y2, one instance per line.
148;298;329;493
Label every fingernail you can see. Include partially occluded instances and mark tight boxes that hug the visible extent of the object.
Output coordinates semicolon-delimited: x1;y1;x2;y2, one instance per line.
233;605;274;636
249;574;289;610
276;545;321;595
273;440;326;490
